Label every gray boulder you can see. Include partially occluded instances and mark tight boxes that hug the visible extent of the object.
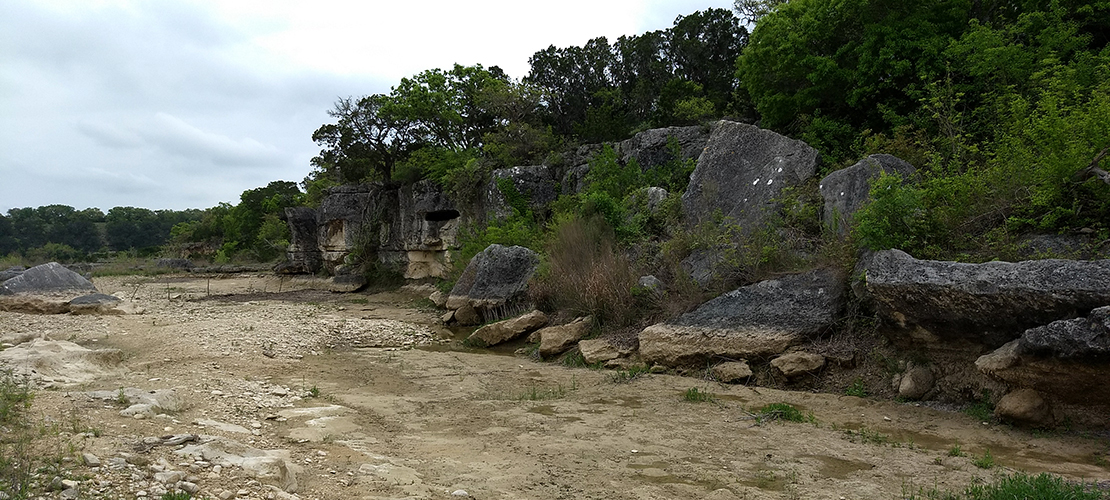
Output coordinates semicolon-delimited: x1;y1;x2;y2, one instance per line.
447;245;540;322
0;266;25;283
855;250;1110;345
819;154;916;234
1020;306;1110;359
0;262;96;295
682;121;819;231
617;126;709;170
280;206;321;274
487;166;557;220
638;269;844;367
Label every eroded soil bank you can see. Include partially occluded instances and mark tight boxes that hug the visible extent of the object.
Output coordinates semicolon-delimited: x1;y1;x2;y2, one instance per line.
2;274;1107;500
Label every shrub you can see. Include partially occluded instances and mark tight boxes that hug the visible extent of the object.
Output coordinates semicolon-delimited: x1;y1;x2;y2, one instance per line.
530;216;640;327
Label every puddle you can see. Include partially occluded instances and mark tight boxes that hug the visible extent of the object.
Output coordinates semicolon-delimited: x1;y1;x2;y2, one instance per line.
529;405;556;416
888;429;954;451
633;472;728;491
628;461;670;470
802;455;874;479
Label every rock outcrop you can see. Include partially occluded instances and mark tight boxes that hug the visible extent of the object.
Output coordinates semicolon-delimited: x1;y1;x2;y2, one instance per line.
682;121;820;230
976;306;1110;413
819;154;916;234
447;245;539;323
0;262;96;295
283;181;462;279
855;250;1110;345
638;269;844;367
487;166;557;220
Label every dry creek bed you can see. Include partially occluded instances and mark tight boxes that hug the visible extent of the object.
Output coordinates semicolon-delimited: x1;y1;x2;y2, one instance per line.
0;274;1108;500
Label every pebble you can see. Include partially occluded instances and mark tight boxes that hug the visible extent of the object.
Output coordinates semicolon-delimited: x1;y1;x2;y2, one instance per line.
83;452;102;467
452;489;470;497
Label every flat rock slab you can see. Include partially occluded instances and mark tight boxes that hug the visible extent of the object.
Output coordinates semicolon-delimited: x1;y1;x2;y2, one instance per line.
639;269;844;366
855;250;1110;345
0;339;123;388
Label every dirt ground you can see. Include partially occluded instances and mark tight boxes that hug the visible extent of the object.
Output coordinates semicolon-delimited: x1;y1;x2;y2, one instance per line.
3;274;1108;500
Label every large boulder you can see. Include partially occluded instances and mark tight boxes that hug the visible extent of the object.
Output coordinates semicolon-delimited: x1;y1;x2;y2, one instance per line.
638;269;844;367
279;206;321;274
0;262;96;296
682;121;820;231
995;389;1054;428
447;245;540;322
487;166;557;220
0;266;24;283
617;126;709;170
819;154;916;234
855;250;1110;345
467;310;548;347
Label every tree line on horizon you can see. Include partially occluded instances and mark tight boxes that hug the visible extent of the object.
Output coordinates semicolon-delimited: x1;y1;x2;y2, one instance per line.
4;0;1108;267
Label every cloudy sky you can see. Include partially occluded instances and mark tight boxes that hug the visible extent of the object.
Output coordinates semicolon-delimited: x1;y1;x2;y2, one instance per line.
1;0;735;213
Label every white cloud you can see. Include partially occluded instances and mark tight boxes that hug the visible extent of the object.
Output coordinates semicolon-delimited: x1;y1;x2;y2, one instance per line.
0;0;735;213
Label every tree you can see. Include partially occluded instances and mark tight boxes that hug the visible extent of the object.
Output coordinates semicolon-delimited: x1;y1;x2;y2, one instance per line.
670;8;747;112
311;94;417;184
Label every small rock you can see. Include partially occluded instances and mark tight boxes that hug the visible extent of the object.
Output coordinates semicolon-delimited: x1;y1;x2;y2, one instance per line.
60;488;79;500
710;361;753;383
996;388;1054;427
218;490;234;500
898;364;935;400
452;490;470;497
83;452;102;467
770;352;826;379
178;481;200;494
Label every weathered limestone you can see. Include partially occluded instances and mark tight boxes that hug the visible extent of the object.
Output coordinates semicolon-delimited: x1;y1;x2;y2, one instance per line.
771;352;826;379
537;316;593;359
0;262;96;295
467;310;548;347
447;245;539;323
897;364;935;400
995;389;1054;427
638;270;844;367
819;154;916;234
487;166;558;220
710;361;753;384
855;250;1110;345
682;121;820;231
579;339;622;365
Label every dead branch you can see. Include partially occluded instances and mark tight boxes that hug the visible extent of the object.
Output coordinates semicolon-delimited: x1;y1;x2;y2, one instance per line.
1075;146;1110;186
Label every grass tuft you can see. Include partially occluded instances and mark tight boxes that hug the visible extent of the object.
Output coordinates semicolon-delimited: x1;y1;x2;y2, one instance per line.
683;387;715;403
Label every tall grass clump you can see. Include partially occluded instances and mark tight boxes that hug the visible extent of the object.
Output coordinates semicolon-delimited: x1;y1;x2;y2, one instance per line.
530;216;641;327
1;370;37;497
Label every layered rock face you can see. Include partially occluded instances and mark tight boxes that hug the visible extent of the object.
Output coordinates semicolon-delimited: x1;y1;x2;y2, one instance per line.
282;181;461;279
639;269;845;367
854;249;1110;345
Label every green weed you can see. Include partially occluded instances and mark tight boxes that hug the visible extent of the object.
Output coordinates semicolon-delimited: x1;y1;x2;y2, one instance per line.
751;403;813;424
964;390;995;422
842;427;891;446
973;449;995;469
844;378;868;397
947;444;965;457
610;365;650;384
903;472;1106;499
683;387;715;403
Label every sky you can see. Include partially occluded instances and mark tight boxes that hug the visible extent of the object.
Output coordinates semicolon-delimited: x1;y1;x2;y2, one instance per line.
0;0;736;213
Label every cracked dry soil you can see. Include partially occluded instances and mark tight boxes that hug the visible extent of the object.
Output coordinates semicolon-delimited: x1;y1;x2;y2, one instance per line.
3;274;1108;500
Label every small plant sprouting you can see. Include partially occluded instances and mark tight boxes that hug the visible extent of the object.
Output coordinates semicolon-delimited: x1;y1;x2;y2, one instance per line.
973;449;995;469
610;365;650;384
161;491;193;500
844;378;868;397
683;387;715;403
842;427;891;446
116;387;130;405
749;403;813;425
308;385;321;398
947;444;965;457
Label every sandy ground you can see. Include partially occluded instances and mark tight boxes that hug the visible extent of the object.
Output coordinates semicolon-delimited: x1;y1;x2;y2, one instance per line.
2;274;1108;500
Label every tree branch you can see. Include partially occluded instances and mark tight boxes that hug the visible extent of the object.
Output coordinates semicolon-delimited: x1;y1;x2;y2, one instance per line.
1075;145;1110;186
